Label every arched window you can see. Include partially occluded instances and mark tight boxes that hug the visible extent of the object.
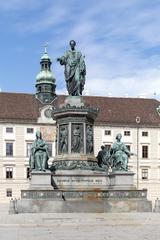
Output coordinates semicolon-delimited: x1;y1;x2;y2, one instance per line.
38;86;41;92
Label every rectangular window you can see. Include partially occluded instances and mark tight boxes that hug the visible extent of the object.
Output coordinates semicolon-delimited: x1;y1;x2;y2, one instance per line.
6;167;13;179
142;145;148;158
47;143;52;157
126;145;131;151
142;131;148;137
142;169;148;180
104;130;111;136
6;127;13;133
26;128;34;134
6;143;13;156
26;143;32;157
124;131;130;136
6;188;12;197
26;167;30;179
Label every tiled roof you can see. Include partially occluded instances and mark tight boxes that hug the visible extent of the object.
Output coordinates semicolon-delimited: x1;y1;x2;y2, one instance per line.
84;96;160;126
0;92;160;126
0;92;41;123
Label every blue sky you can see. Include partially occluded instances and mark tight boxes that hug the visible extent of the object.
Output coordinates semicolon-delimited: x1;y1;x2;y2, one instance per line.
1;0;160;98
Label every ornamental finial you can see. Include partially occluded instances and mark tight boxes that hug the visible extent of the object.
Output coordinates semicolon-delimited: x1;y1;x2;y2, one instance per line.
44;42;49;53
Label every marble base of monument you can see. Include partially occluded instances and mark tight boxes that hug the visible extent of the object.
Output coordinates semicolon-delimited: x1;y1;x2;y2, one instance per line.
109;171;136;190
29;170;53;190
52;170;109;190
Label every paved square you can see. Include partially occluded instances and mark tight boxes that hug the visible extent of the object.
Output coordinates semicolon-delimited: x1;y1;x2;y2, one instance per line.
0;206;160;240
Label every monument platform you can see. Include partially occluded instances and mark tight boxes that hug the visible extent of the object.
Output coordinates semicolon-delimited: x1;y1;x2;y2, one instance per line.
15;188;151;213
11;168;152;213
13;170;151;213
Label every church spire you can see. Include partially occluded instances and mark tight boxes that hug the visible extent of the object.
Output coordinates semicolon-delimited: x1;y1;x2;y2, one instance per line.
35;45;56;104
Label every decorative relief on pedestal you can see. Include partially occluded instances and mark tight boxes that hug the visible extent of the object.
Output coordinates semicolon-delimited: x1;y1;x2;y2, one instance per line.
71;124;83;153
58;124;68;154
50;160;106;171
86;125;93;154
52;104;99;119
21;189;148;200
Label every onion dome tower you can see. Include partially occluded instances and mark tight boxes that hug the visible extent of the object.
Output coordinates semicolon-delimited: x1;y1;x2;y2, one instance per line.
35;46;56;104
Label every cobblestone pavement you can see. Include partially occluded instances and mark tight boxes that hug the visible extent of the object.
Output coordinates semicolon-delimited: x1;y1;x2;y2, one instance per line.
0;210;160;240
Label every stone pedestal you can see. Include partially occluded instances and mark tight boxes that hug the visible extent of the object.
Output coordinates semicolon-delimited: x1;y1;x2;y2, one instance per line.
53;170;109;190
109;171;135;189
51;96;101;172
29;170;53;190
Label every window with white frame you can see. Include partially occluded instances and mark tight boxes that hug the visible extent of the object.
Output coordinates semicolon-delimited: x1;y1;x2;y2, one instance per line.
104;130;111;136
26;167;30;179
141;169;148;180
6;188;12;197
142;145;148;158
142;131;148;137
6;142;13;156
126;145;131;151
26;128;34;134
6;127;13;133
6;167;13;179
124;131;130;136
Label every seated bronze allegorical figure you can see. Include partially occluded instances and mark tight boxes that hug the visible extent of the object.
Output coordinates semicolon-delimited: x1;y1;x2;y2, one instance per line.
29;130;49;171
110;133;133;171
96;145;110;169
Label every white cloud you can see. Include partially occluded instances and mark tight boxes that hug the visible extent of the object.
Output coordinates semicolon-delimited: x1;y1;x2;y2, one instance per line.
85;67;160;98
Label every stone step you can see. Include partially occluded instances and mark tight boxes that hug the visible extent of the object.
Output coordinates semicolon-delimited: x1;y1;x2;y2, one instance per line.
1;212;160;225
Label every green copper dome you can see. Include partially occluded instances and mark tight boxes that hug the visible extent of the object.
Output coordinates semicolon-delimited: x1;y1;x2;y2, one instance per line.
36;49;56;84
36;70;55;83
35;47;56;104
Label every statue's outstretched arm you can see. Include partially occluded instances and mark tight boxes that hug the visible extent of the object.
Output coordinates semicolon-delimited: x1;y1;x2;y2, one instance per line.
57;56;66;65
